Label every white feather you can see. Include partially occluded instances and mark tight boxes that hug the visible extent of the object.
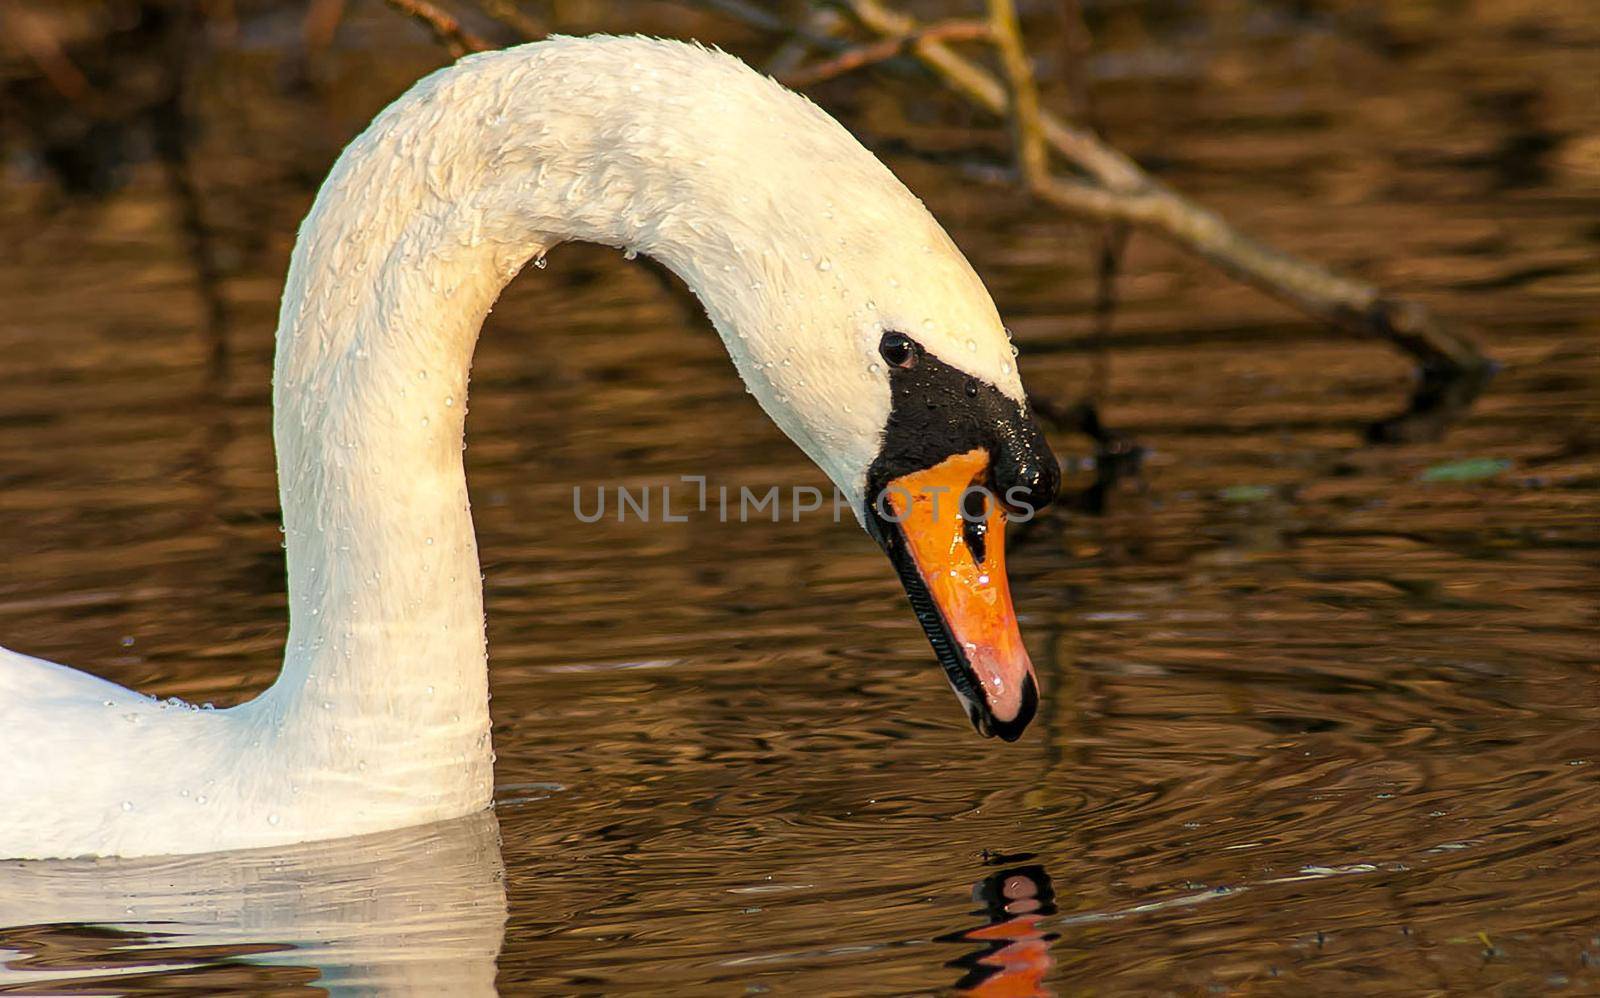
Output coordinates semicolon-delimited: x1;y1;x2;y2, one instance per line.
0;36;1027;859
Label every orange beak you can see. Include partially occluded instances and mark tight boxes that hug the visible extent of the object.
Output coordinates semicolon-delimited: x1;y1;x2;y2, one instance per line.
875;447;1038;740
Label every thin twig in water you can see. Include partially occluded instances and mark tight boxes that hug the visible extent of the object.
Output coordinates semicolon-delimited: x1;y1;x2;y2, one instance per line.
1051;0;1124;409
383;0;488;58
1091;221;1127;405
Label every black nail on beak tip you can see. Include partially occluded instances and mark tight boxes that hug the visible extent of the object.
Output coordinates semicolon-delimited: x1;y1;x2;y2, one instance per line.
971;673;1038;743
993;674;1039;742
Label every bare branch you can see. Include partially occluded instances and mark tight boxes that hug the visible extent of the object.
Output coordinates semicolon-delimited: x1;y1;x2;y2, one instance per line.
378;0;1495;437
849;0;1156;191
846;0;1488;378
781;19;990;89
985;0;1047;186
383;0;489;58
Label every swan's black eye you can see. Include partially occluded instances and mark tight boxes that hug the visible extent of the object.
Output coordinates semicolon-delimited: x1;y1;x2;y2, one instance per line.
879;331;918;369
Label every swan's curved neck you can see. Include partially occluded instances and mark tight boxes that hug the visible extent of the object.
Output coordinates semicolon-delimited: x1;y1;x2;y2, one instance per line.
259;46;777;790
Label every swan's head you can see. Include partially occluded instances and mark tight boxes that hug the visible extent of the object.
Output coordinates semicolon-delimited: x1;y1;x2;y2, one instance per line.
523;37;1062;739
641;64;1060;741
851;326;1060;743
722;301;1059;742
755;307;1058;743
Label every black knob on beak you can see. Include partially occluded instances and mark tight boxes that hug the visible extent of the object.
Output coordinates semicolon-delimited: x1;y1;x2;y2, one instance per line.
991;413;1060;517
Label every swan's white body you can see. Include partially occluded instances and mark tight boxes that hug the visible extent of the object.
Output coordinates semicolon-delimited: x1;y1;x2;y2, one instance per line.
0;36;1023;859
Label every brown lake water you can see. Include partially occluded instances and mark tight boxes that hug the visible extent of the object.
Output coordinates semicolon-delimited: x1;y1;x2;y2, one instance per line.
1;1;1597;993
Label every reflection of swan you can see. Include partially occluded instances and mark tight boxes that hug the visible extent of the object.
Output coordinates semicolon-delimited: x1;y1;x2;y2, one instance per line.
0;812;506;994
0;35;1058;859
945;863;1058;996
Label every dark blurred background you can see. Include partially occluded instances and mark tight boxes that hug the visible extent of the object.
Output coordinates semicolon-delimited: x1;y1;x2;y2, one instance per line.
1;2;1597;993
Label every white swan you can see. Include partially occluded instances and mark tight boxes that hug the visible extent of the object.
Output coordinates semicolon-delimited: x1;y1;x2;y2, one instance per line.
0;36;1058;860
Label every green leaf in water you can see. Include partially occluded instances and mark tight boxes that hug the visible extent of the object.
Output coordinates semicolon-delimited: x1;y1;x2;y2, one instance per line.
1420;458;1511;483
1219;485;1274;503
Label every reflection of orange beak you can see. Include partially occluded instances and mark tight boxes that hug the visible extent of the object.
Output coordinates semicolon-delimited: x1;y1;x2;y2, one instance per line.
877;448;1038;740
949;866;1057;996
